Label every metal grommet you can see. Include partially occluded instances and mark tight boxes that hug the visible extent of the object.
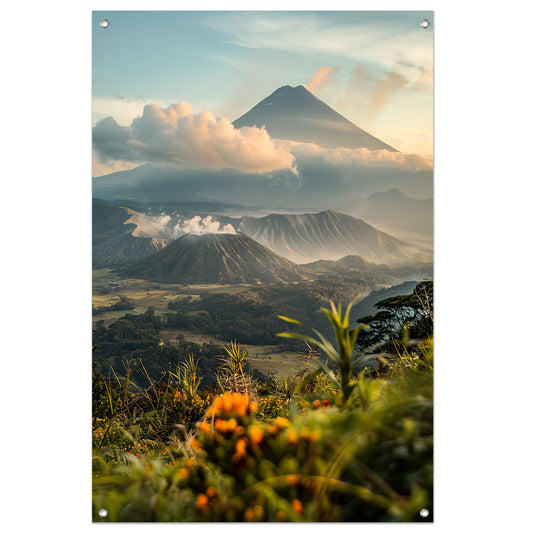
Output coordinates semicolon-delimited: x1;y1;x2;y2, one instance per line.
100;19;110;29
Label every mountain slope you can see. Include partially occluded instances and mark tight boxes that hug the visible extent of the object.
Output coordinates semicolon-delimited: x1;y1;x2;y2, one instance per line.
92;201;169;267
233;85;397;151
237;210;431;265
125;232;313;284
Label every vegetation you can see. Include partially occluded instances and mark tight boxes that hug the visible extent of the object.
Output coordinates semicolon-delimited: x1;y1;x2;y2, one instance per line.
93;283;433;522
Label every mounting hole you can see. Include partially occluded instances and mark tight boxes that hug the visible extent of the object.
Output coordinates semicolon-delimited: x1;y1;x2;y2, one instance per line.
419;508;430;518
98;509;108;518
420;19;430;29
100;19;110;29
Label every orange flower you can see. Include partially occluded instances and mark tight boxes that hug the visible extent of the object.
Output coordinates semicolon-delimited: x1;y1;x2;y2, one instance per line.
309;430;321;442
286;474;299;486
268;423;279;435
291;499;303;514
244;508;254;522
190;438;202;451
235;437;247;457
198;421;211;433
286;428;298;445
208;393;256;419
248;425;263;445
274;417;290;428
253;505;265;520
275;510;287;521
214;417;238;433
313;399;321;409
206;486;216;499
197;494;209;509
178;468;189;479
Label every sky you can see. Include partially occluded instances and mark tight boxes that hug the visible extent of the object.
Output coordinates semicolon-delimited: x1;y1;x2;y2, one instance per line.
92;10;433;176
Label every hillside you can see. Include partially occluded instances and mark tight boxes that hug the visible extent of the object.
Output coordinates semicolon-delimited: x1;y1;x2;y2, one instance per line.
125;232;313;284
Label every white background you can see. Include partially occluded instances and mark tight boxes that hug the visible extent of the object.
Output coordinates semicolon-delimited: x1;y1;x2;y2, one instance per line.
2;1;532;531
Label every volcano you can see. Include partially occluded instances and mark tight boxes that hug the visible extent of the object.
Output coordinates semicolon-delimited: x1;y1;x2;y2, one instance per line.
232;84;397;151
125;232;313;285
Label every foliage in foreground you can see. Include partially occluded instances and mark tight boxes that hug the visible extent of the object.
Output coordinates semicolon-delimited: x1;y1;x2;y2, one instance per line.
93;291;433;522
93;350;432;521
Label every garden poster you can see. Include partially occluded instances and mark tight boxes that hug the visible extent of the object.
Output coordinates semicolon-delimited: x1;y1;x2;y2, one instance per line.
92;10;433;522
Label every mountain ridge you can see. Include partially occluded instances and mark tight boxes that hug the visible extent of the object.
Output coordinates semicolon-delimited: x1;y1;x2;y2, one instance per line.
236;209;431;265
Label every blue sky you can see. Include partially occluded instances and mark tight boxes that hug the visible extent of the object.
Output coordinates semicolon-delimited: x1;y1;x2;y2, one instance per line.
92;10;433;174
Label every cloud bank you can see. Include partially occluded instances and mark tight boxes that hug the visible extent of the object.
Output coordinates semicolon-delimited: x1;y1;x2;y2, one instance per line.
285;141;433;171
93;102;297;175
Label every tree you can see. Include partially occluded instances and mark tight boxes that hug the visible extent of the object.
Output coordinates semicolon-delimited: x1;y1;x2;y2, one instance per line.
356;281;433;350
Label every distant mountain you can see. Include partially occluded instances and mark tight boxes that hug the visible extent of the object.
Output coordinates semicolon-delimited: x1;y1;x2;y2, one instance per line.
359;188;433;237
125;232;313;285
237;210;431;265
233;85;397;152
306;255;376;274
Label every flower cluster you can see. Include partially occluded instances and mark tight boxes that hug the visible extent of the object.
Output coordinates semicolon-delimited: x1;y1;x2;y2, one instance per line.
183;393;335;520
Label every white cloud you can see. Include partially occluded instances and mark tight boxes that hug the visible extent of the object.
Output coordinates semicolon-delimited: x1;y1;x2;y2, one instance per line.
285;141;433;171
93;102;298;175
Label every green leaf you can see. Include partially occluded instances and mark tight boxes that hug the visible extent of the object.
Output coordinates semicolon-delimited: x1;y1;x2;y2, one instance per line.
278;315;309;327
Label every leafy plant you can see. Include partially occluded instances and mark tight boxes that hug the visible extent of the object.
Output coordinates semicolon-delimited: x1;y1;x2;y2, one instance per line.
216;341;257;398
278;299;369;405
168;354;202;400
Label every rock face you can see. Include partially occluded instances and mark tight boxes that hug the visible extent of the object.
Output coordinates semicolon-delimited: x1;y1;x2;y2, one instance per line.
232;85;397;151
124;232;313;285
237;210;431;265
